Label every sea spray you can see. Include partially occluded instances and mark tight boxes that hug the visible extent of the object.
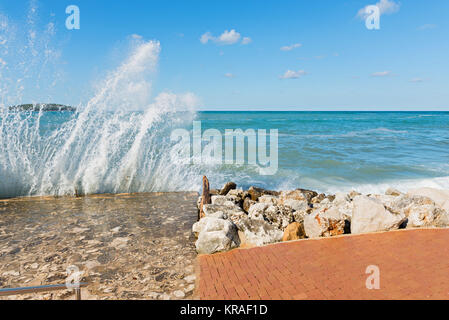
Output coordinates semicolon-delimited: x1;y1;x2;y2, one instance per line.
0;39;203;197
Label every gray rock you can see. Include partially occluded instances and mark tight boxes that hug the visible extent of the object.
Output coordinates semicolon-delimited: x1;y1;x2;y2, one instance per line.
237;218;283;247
258;195;279;205
263;205;294;230
194;217;240;254
282;199;309;213
202;203;243;219
248;203;270;220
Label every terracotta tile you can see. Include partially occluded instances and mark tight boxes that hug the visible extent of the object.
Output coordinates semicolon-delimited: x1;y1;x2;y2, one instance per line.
198;229;449;300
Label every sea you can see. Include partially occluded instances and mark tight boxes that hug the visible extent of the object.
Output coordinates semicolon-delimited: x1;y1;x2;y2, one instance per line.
1;109;449;198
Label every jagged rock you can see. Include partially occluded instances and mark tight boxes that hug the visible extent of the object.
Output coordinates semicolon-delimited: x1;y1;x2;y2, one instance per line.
237;218;283;247
292;209;308;224
219;182;237;195
264;205;294;230
407;188;449;212
243;198;256;213
227;211;249;230
279;190;308;203
227;189;244;197
282;199;309;212
380;194;434;216
279;189;318;204
258;195;279;205
406;204;446;228
248;203;270;220
385;188;402;196
194;217;240;254
351;196;407;234
298;189;319;202
434;210;449;227
282;222;305;241
202;204;243;220
226;189;245;207
247;203;293;230
304;206;346;238
311;193;326;204
331;193;354;221
247;186;279;201
211;195;231;206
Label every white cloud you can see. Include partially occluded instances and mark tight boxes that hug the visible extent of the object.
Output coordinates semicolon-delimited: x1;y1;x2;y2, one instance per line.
371;71;392;77
217;29;241;45
280;43;302;51
418;24;437;30
200;31;214;44
224;73;235;78
130;34;143;39
241;37;252;45
357;0;400;19
280;69;307;79
200;29;251;45
0;57;6;66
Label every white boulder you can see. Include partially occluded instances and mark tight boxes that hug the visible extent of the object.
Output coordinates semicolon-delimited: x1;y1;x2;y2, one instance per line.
194;217;240;254
407;188;449;212
304;206;346;238
351;195;407;234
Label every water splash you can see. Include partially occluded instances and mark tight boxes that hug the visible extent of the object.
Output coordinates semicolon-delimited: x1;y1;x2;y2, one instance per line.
0;5;200;198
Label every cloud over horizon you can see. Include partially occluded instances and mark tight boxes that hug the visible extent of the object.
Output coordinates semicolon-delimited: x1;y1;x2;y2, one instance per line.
280;43;302;51
200;29;251;45
280;69;307;79
371;71;392;77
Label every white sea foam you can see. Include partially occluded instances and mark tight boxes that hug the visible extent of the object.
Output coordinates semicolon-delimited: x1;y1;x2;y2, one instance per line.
0;8;204;197
276;175;449;196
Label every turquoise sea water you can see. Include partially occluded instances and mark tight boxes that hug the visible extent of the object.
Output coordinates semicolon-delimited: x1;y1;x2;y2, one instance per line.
198;111;449;193
1;110;449;198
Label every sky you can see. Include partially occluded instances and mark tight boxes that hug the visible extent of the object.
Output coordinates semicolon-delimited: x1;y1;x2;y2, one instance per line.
0;0;448;110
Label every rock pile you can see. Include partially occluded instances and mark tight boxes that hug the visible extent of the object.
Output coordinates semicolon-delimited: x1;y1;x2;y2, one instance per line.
192;182;449;254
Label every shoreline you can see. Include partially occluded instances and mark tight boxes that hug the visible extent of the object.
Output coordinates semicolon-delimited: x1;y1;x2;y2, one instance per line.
1;184;449;300
0;192;198;300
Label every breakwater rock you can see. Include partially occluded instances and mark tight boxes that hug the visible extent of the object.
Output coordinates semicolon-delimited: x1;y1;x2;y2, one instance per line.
193;182;449;254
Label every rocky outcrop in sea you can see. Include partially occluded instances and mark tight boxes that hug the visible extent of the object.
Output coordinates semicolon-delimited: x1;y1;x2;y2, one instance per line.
193;180;449;254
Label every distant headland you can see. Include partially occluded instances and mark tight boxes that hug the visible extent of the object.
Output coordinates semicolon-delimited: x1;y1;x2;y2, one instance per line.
8;103;76;112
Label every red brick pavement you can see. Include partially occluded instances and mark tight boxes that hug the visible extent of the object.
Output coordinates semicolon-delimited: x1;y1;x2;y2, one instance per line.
198;228;449;300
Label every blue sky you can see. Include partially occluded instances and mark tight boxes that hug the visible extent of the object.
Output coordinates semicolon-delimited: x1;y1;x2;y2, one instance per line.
0;0;448;110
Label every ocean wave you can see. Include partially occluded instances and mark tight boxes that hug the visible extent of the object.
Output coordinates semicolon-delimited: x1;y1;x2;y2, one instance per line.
278;127;408;138
0;39;200;198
